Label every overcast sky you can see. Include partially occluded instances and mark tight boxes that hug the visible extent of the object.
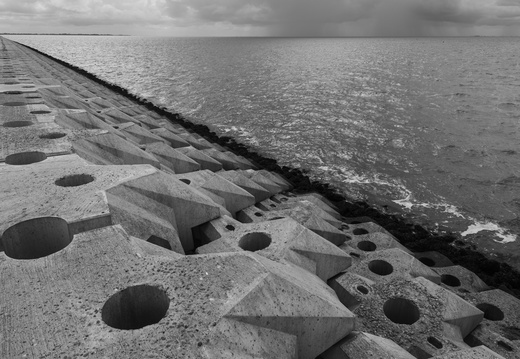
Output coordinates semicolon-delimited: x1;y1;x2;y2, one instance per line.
1;0;520;36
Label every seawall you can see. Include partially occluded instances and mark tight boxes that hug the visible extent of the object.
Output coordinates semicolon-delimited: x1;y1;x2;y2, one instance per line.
1;36;519;358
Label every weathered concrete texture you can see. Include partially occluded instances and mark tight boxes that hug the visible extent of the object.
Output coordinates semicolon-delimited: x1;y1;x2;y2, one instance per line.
432;346;506;359
197;217;352;281
0;225;355;359
319;331;417;359
462;290;520;359
434;265;490;293
330;274;483;357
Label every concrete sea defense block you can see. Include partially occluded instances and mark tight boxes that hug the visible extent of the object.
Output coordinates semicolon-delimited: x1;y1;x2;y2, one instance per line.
0;224;355;358
145;141;201;174
197;217;352;281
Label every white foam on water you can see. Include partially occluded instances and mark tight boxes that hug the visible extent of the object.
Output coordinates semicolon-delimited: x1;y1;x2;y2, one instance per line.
461;222;517;243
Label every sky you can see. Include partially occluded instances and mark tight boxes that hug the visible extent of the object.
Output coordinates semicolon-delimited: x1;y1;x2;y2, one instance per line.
1;0;520;37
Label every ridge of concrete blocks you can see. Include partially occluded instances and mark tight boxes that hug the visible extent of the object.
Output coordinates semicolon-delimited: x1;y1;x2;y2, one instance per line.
0;36;518;358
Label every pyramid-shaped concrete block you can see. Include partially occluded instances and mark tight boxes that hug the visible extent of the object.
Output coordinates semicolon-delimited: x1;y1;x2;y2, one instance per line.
145;142;201;174
284;194;341;219
197;217;351;281
56;110;121;133
255;169;293;191
0;225;354;358
102;107;141;125
224;254;355;359
267;199;344;227
236;204;348;245
202;148;242;170
176;146;224;171
462;289;520;358
172;170;255;216
178;132;215;150
72;132;161;167
106;192;184;253
434;265;490;293
106;171;222;251
149;128;191;148
218;171;272;202
320;331;417;359
330;275;483;358
133;114;162;129
239;170;284;195
345;248;441;284
119;123;166;145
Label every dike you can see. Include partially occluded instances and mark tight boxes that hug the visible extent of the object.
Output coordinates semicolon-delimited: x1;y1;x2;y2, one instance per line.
0;36;519;358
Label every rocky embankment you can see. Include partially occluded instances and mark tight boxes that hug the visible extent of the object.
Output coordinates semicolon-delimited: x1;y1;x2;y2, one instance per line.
1;36;519;358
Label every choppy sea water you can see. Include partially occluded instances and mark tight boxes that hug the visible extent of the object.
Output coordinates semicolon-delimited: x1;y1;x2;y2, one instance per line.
8;35;520;257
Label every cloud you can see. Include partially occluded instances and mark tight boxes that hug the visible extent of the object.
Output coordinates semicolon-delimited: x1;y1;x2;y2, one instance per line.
0;0;519;36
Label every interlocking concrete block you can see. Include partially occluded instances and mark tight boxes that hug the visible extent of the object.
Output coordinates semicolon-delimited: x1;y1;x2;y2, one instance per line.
237;204;348;245
434;265;490;293
330;275;483;358
202;148;242;170
118;123;166;145
149;127;191;148
145;142;201;174
172;170;256;216
346;231;413;255
72;132;161;167
56;110;120;133
344;248;441;284
284;194;342;219
319;331;417;359
463;290;520;359
239;170;284;195
414;251;455;268
0;154;155;237
101;107;141;125
0;224;355;359
176;146;224;171
197;217;352;281
254;169;293;191
218;170;272;202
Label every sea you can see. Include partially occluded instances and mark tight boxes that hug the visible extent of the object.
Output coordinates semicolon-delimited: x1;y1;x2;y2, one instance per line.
7;35;520;262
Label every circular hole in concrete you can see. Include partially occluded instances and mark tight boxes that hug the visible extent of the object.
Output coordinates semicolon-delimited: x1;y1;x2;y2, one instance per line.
441;274;461;287
368;260;393;276
25;96;41;99
419;257;435;267
269;204;276;208
357;241;377;252
254;212;264;217
350;252;361;258
5;151;47;165
39;132;66;140
268;217;285;221
270;197;281;204
341;224;350;230
356;285;369;295
427;336;443;349
2;91;23;95
22;86;35;88
2;217;72;260
3;120;34;128
238;232;272;252
353;228;369;235
2;101;25;106
476;303;505;321
30;110;51;115
179;179;191;185
280;197;288;201
225;225;235;231
55;174;95;187
383;298;420;325
101;284;170;330
4;82;20;85
497;340;513;352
